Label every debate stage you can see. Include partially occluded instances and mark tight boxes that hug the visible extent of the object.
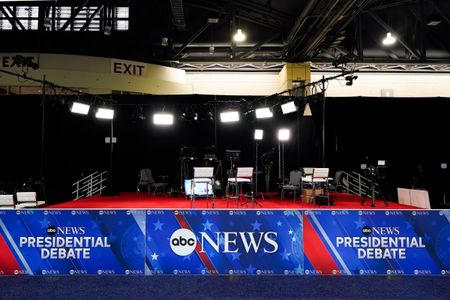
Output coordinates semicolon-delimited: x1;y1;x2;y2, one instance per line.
48;192;418;210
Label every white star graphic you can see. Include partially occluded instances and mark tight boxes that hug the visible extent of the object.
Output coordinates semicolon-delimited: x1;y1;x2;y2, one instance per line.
151;252;159;261
288;229;293;235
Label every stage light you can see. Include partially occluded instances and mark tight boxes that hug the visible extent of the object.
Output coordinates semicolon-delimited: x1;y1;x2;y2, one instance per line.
70;102;90;115
194;113;199;120
255;107;273;119
153;113;174;125
233;29;246;43
345;75;358;86
303;103;312;116
281;101;297;114
278;129;290;141
382;32;396;46
254;129;263;140
96;108;114;119
220;111;239;123
104;25;112;36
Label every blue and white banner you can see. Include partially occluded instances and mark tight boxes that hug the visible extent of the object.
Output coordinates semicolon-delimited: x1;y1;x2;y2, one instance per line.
0;210;146;275
145;210;303;275
303;210;450;275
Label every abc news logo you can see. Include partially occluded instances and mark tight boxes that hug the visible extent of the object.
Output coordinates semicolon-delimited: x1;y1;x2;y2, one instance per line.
170;228;278;256
170;229;197;256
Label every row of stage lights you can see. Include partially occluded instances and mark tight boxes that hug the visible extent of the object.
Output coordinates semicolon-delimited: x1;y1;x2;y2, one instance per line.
69;100;312;124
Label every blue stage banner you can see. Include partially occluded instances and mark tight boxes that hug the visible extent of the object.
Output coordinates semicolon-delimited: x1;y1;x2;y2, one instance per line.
303;210;450;276
145;210;303;275
0;210;146;276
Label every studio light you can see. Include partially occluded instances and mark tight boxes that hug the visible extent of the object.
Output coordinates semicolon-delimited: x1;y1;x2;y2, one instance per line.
345;75;358;86
255;107;273;119
104;25;112;36
254;129;263;140
303;103;312;116
153;113;174;125
96;108;114;119
382;32;396;46
220;111;239;123
233;29;246;43
278;129;290;141
70;102;90;115
281;101;297;115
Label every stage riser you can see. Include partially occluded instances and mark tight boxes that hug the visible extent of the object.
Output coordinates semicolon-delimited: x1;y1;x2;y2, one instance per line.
0;209;448;276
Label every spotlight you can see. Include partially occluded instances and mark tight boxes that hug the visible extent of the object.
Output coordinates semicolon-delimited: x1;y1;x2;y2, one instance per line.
278;129;290;141
96;108;114;119
303;103;312;116
255;107;273;119
345;75;358;86
209;46;215;55
104;25;112;36
254;129;263;140
70;102;90;115
281;101;297;115
194;113;198;121
220;111;239;123
233;28;246;43
161;37;169;47
153;113;174;125
382;32;396;46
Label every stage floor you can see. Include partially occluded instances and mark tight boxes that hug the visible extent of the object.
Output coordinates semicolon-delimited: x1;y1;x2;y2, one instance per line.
48;192;419;209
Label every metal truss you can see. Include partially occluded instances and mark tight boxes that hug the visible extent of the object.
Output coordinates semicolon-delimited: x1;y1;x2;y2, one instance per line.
310;62;450;73
173;62;286;72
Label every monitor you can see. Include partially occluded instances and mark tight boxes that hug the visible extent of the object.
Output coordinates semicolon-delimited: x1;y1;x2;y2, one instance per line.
184;179;213;196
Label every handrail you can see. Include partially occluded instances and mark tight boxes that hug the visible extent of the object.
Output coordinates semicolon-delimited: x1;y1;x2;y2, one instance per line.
338;171;379;198
72;171;107;200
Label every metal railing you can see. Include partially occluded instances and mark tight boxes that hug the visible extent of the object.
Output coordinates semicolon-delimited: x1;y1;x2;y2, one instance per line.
338;171;380;199
72;171;107;200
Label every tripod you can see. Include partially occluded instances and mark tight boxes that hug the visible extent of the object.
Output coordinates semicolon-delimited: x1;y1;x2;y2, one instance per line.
361;170;388;207
242;142;264;207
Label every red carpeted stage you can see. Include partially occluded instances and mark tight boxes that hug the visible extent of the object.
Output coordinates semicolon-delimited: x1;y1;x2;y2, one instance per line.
48;192;419;209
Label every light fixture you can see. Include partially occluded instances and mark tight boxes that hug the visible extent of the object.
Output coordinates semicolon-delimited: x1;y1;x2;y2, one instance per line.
220;111;239;123
278;129;290;141
233;28;246;43
194;113;199;121
255;107;273;119
303;103;312;116
281;101;297;115
70;102;90;115
426;14;442;26
254;129;263;140
161;37;169;47
96;108;114;119
153;113;174;125
209;46;215;55
345;75;358;86
104;25;112;36
382;32;396;46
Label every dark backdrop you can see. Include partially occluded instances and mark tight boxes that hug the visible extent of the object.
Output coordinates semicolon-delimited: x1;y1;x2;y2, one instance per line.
0;95;448;207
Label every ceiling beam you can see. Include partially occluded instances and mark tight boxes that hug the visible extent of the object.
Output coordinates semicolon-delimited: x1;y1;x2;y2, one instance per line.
431;0;450;26
1;6;26;30
236;31;282;59
368;11;421;59
172;16;228;59
59;0;91;31
80;5;104;31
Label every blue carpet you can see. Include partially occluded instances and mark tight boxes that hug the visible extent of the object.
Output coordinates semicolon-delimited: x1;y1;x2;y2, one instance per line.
0;276;449;299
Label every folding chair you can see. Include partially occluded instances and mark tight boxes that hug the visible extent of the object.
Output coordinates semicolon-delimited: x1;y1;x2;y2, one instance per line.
191;167;214;208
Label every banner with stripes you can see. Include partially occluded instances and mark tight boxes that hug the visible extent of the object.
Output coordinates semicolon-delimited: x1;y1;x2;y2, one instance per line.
145;210;303;275
303;210;450;275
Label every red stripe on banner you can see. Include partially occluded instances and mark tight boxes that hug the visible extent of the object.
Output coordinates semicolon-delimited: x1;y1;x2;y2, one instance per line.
0;234;22;275
303;216;340;275
174;213;217;275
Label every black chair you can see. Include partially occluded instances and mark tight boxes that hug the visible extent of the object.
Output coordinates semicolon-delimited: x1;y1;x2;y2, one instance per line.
137;169;166;195
328;171;344;193
281;170;302;202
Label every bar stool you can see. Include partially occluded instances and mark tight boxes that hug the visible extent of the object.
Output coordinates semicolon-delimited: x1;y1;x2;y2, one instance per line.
226;167;253;208
191;167;214;208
